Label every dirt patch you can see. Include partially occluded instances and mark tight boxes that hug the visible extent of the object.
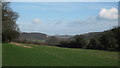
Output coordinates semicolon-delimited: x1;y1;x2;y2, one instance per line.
10;42;32;48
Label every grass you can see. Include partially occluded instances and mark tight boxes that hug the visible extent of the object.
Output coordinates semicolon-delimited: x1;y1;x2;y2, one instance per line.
2;43;119;66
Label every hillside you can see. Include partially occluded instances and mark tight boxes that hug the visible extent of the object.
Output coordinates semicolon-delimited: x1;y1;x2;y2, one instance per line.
54;35;74;39
18;28;114;41
58;27;119;51
3;43;118;66
83;27;119;40
19;32;47;40
18;30;108;42
83;32;103;39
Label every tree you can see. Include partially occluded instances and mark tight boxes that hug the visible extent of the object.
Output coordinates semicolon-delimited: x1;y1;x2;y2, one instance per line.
2;2;20;42
74;35;87;48
0;2;2;43
59;41;69;47
87;39;96;49
99;34;117;51
111;26;120;51
87;38;101;49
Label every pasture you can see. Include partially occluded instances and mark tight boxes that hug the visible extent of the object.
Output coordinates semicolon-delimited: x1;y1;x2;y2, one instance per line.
2;43;119;66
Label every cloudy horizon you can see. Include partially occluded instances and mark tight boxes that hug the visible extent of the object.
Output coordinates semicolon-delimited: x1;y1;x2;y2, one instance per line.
11;2;118;35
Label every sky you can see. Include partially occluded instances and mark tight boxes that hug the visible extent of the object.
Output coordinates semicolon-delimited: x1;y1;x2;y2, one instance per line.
10;2;118;35
5;0;120;2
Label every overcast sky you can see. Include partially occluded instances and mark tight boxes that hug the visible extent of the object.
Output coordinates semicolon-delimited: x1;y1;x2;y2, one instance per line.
11;2;118;35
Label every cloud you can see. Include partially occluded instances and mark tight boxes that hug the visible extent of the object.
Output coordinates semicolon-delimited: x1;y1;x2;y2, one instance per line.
32;18;41;24
18;7;118;35
98;7;118;20
18;16;118;35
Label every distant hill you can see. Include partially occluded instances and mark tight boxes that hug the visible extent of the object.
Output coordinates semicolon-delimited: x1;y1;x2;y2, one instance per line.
54;35;74;39
19;32;47;40
18;32;103;41
80;28;118;40
83;32;103;39
18;27;119;42
19;32;74;41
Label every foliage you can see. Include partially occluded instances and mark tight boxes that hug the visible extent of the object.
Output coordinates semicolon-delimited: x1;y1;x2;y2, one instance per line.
74;35;87;48
58;27;119;51
2;2;19;42
58;35;87;48
87;39;100;49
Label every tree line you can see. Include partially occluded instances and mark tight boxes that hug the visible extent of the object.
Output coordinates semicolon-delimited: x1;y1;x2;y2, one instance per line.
57;27;119;51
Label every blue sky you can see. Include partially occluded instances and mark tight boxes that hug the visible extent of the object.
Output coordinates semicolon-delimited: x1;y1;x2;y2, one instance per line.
11;2;118;35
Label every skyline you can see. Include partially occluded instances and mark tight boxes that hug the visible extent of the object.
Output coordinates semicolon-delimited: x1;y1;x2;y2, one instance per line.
11;2;118;35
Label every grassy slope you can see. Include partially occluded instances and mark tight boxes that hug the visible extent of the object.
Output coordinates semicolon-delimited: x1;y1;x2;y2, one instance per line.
3;43;118;66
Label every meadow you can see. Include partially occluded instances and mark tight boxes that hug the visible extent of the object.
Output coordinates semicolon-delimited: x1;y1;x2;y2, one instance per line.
2;43;119;66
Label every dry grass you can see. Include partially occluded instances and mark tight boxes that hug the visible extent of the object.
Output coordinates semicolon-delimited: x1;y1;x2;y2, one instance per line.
10;42;32;48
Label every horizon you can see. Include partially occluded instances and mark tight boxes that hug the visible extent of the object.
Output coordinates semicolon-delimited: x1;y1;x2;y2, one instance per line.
20;28;113;36
11;2;118;35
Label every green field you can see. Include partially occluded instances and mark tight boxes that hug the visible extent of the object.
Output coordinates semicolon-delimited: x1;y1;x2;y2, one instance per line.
2;43;119;66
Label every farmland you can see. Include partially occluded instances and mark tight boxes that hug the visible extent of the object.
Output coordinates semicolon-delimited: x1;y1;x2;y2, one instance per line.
2;43;119;66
